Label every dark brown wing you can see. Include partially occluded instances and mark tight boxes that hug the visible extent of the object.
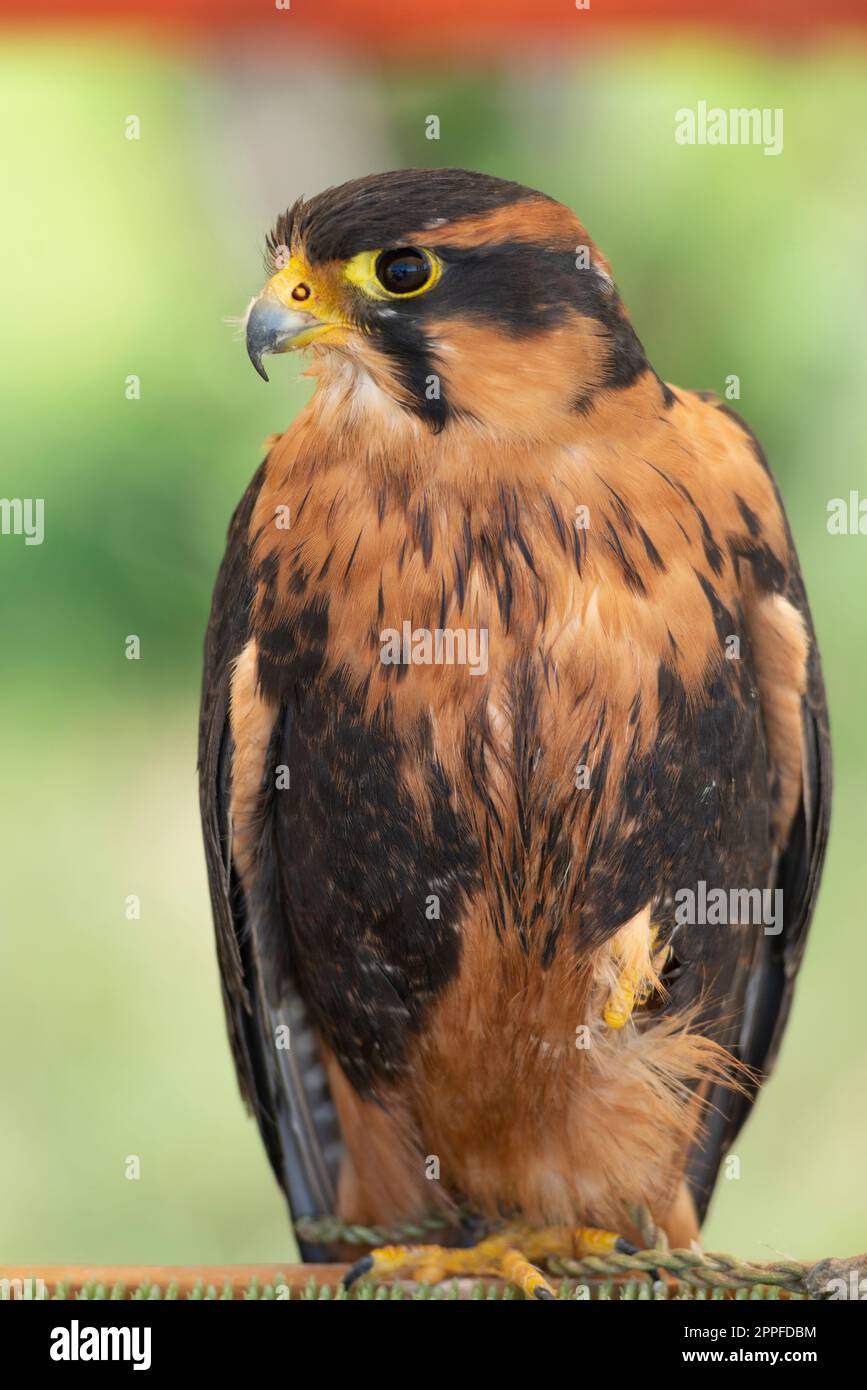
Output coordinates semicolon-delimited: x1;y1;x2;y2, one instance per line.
198;461;341;1255
682;411;832;1220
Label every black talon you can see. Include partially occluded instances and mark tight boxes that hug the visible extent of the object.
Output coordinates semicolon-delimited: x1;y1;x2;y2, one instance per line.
342;1255;375;1289
458;1213;489;1247
614;1237;639;1255
534;1286;557;1299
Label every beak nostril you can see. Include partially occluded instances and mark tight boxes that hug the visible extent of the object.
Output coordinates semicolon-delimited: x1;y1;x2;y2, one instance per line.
292;283;312;302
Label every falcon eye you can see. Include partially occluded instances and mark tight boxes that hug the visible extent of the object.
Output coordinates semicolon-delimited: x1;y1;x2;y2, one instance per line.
375;247;432;296
343;246;441;299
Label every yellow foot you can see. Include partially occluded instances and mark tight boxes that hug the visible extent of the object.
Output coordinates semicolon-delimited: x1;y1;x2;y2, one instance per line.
342;1223;638;1300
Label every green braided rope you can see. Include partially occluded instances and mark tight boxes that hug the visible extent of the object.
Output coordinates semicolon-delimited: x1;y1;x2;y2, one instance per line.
544;1249;808;1294
295;1213;452;1247
294;1213;830;1297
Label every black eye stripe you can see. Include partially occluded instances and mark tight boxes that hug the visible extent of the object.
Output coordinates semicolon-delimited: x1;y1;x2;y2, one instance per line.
376;247;432;295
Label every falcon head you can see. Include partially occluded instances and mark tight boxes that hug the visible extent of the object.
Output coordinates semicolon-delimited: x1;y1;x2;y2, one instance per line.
245;168;653;436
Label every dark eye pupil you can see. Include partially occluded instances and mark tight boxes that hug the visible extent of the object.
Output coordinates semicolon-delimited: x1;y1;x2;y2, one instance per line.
376;247;431;294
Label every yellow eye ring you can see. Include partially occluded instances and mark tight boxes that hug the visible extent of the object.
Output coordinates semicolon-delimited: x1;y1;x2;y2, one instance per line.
343;247;442;300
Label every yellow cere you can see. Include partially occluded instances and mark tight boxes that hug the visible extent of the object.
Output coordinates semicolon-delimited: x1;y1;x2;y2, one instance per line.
265;254;349;332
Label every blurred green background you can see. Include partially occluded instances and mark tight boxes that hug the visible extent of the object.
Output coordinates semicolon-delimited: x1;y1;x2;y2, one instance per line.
2;29;866;1267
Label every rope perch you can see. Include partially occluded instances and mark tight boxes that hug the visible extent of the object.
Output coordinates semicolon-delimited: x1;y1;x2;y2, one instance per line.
294;1213;866;1299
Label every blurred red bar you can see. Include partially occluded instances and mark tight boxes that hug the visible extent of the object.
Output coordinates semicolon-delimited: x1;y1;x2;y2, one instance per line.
0;0;863;44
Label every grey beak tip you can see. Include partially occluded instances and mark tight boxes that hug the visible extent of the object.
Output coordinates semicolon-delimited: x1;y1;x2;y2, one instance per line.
246;294;294;381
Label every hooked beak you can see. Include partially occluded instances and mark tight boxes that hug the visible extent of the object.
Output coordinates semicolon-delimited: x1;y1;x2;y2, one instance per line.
245;293;338;382
245;264;344;381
